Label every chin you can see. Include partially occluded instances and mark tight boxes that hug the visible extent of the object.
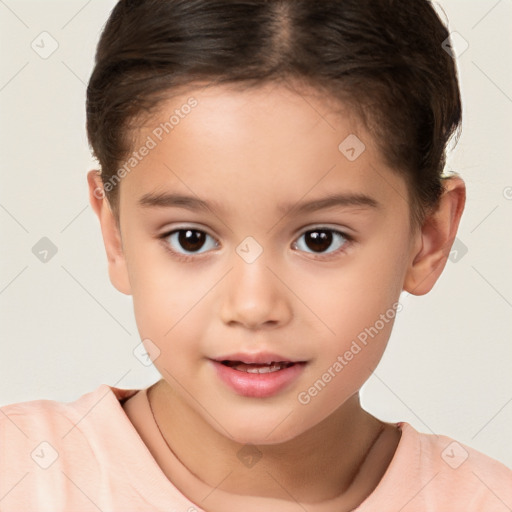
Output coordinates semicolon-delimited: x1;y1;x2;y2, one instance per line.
230;429;299;447
218;412;308;446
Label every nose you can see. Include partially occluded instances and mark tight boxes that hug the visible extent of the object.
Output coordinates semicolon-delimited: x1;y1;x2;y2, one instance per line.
218;251;293;330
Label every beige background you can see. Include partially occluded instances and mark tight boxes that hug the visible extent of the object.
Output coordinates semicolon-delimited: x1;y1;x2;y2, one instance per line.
0;0;511;468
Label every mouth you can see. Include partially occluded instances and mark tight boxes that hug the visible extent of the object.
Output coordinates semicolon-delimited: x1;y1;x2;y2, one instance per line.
219;360;298;374
212;351;307;373
210;355;308;398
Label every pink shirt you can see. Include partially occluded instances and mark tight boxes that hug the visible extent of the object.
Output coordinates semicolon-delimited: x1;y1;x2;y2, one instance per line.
1;384;511;511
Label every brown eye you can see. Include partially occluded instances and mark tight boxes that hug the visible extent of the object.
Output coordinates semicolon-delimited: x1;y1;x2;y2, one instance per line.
178;230;206;252
304;230;333;252
294;228;349;255
163;229;218;255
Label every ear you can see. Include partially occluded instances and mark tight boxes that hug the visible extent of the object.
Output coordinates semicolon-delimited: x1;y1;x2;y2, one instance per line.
403;176;466;296
87;170;132;295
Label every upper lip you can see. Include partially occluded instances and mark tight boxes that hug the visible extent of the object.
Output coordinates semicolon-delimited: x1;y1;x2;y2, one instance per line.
212;352;305;364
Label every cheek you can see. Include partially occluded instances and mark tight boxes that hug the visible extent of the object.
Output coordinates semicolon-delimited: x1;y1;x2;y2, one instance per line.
292;242;404;391
296;286;399;417
126;245;207;349
293;249;404;343
132;280;206;381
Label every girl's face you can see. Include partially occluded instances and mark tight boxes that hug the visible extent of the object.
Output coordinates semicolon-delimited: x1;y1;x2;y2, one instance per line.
108;82;419;443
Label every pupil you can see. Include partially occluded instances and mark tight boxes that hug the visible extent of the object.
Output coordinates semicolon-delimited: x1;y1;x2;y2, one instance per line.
306;230;332;252
179;230;205;252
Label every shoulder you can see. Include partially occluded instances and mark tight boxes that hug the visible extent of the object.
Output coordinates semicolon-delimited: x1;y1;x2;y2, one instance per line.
410;421;512;473
403;423;512;508
0;384;137;447
0;384;139;510
359;422;512;511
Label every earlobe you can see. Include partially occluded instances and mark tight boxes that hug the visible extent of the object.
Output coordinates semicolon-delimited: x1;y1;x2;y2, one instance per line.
403;176;466;296
87;170;132;296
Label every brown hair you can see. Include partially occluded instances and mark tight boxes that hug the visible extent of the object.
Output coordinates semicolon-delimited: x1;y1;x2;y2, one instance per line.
86;0;462;229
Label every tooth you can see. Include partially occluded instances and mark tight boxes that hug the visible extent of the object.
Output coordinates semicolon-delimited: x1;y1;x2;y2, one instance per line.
234;362;288;373
246;365;279;373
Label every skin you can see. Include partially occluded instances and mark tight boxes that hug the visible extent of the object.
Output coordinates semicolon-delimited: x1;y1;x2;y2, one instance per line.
87;80;465;510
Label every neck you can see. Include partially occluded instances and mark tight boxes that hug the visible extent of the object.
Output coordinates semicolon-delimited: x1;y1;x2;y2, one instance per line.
148;379;393;504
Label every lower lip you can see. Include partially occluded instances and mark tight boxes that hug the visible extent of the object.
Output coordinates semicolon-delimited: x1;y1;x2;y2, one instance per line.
210;360;306;398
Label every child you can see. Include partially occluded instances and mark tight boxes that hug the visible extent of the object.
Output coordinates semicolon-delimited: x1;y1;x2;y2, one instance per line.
1;0;511;510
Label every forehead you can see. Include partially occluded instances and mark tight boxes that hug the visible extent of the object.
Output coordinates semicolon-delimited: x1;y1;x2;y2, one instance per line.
120;81;409;219
132;80;362;154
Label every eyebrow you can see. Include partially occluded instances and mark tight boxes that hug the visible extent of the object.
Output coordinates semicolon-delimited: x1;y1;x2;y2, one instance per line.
137;191;380;215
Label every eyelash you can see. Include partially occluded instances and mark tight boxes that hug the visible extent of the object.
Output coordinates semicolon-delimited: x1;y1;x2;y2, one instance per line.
157;226;354;263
